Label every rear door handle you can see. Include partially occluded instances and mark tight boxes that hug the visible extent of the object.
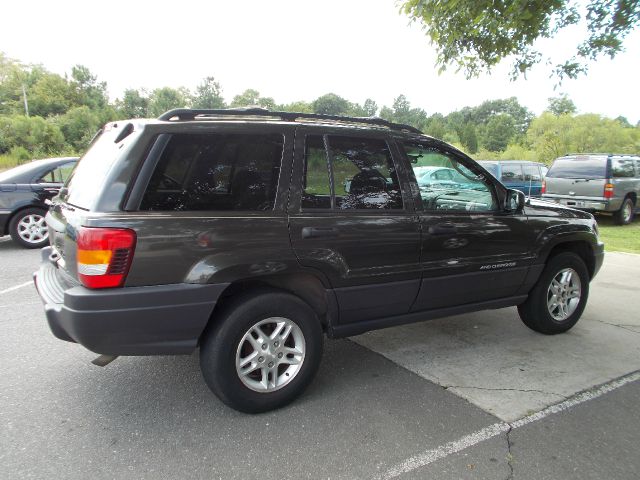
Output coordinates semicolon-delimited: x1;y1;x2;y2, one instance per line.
301;227;339;239
428;224;458;236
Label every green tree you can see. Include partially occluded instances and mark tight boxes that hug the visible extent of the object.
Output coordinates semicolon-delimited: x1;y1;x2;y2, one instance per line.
57;106;101;151
70;65;108;109
363;98;378;117
230;89;275;109
484;114;516;151
0;115;65;155
424;114;447;140
400;0;640;79
278;100;313;113
148;87;189;117
547;94;577;116
192;76;225;109
117;89;149;118
312;93;351;115
460;123;479;153
27;72;74;117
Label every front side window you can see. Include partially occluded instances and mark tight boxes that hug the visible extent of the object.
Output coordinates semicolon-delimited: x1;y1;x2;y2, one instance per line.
141;133;283;211
301;135;403;210
402;142;496;212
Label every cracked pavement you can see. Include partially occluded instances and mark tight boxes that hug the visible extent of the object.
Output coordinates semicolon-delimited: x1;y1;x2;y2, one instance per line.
1;238;639;479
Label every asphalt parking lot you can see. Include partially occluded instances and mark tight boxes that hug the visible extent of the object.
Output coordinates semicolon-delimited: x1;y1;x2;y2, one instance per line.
1;236;639;479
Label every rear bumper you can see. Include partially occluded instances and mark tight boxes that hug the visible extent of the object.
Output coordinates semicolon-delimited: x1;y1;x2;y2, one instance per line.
542;195;621;212
34;247;228;355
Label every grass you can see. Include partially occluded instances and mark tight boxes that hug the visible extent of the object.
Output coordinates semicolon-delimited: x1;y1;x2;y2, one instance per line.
596;215;640;254
0;153;23;172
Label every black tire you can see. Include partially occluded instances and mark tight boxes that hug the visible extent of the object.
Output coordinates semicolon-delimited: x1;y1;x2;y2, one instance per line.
9;207;50;249
199;288;323;413
518;252;589;335
613;197;635;225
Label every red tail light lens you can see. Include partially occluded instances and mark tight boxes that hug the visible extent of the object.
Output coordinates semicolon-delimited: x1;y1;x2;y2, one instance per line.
541;179;546;194
77;227;136;288
604;182;614;199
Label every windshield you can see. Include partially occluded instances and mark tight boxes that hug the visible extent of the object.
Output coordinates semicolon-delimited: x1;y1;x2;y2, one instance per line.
62;125;136;209
547;157;607;179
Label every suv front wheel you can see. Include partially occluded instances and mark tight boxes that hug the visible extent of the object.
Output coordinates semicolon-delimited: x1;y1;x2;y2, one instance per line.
518;252;589;334
200;289;323;413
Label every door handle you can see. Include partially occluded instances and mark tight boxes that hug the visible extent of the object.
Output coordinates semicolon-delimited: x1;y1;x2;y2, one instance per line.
301;227;339;239
428;224;458;236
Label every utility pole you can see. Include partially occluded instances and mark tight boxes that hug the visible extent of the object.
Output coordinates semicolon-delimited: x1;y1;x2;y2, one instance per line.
22;84;29;117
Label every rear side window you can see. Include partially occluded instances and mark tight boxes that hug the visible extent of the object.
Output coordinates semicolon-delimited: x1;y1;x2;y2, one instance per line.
501;163;524;183
38;162;75;184
547;157;607;179
611;158;636;178
140;133;283;211
301;135;403;210
522;164;542;182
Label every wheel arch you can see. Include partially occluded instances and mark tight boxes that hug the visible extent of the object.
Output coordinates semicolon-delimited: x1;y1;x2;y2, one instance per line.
201;271;336;344
544;240;596;279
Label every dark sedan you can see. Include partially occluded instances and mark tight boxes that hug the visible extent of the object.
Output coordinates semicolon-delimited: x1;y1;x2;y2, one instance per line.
0;157;78;248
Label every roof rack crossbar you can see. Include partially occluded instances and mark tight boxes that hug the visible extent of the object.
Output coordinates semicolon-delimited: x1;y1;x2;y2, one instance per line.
158;108;423;135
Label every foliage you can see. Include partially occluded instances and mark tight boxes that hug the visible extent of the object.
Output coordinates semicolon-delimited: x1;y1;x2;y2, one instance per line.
0;51;638;169
547;94;577;116
312;93;351;116
400;0;640;80
230;89;275;109
192;76;226;109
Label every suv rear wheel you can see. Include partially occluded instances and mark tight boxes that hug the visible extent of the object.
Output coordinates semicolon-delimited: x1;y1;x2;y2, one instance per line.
517;252;589;334
199;289;323;413
613;197;635;225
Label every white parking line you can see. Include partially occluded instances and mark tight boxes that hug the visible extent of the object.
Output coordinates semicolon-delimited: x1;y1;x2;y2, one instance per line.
378;370;640;479
0;281;33;295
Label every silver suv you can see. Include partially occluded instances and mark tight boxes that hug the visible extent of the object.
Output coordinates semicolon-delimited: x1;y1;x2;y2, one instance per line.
543;154;640;225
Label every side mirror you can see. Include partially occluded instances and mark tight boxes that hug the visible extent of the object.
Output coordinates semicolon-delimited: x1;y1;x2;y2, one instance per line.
505;189;525;213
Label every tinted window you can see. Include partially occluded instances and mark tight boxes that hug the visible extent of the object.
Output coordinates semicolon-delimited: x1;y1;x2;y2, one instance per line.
501;163;524;183
522;164;542;182
402;142;496;212
328;136;402;210
612;158;635;178
64;127;136;209
546;157;607;179
481;162;499;178
141;133;283;211
302;135;331;209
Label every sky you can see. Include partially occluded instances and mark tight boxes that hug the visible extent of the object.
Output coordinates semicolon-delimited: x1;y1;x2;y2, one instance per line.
1;0;639;123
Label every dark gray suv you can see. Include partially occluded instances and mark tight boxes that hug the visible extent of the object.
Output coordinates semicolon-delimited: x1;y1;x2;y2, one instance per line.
34;109;604;413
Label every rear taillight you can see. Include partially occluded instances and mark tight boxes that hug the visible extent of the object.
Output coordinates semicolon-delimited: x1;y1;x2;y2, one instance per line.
604;181;614;199
77;227;136;289
541;179;546;194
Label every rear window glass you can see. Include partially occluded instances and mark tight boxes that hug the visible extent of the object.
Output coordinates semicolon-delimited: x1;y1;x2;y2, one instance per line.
546;157;607;179
140;133;283;211
64;126;133;209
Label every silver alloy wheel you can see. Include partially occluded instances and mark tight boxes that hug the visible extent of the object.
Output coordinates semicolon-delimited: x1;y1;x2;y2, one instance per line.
547;267;582;321
235;317;305;393
17;213;48;245
622;201;633;223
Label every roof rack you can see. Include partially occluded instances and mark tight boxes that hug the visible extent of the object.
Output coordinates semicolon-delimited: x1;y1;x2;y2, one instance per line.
157;107;424;135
